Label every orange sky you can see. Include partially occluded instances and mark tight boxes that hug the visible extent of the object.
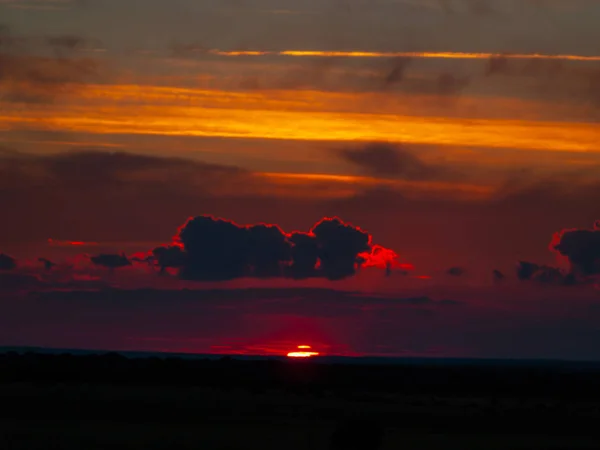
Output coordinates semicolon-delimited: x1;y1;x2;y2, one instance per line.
1;0;600;253
4;87;597;152
2;78;599;198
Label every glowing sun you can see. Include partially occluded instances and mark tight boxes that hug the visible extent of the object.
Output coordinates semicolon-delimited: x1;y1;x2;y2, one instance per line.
287;345;320;358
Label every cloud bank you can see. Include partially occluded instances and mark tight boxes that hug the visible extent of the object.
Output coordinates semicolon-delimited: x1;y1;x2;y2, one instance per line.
152;215;403;281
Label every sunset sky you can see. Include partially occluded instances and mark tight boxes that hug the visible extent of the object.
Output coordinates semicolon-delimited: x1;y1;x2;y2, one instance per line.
1;0;600;360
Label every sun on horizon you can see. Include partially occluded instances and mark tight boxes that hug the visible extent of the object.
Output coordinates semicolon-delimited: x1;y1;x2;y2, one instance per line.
287;345;320;358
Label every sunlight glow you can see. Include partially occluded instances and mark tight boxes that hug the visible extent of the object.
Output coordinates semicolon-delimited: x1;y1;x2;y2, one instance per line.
287;345;319;358
209;49;600;62
258;172;492;196
4;85;597;155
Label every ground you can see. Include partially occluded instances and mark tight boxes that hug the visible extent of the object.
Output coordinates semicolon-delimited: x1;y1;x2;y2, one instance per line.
1;354;600;449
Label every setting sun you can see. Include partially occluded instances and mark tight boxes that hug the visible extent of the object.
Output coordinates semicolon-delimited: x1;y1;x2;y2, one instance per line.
287;345;320;358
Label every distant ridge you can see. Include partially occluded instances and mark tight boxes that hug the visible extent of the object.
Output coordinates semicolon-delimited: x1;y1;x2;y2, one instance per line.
2;346;600;371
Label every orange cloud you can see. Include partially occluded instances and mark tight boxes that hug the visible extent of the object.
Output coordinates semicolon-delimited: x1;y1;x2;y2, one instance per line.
209;49;600;62
258;172;492;199
1;85;597;153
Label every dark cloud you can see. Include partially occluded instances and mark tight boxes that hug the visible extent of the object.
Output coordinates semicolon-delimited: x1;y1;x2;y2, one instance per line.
381;57;413;88
286;231;319;279
516;261;574;286
435;73;471;96
44;34;102;53
485;55;566;78
0;272;41;290
0;269;107;293
185;46;467;96
0;150;247;191
0;253;17;271
394;295;434;305
375;57;471;96
446;266;465;277
38;258;56;271
129;253;152;264
492;269;505;282
438;299;462;306
0;150;296;244
152;215;392;281
0;25;100;103
3;150;600;275
176;216;258;281
90;254;131;270
169;42;207;57
309;217;372;280
339;142;458;180
552;222;600;276
235;57;339;92
277;57;338;90
19;287;462;319
151;246;185;274
484;55;600;110
516;261;545;281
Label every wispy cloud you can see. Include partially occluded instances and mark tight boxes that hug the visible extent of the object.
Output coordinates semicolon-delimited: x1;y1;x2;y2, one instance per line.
1;86;596;153
209;49;600;62
0;25;101;103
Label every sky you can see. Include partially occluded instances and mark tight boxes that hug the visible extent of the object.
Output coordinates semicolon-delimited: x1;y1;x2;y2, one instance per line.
1;0;600;360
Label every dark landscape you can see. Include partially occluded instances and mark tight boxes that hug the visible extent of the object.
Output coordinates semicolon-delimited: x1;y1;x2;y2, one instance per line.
2;350;600;449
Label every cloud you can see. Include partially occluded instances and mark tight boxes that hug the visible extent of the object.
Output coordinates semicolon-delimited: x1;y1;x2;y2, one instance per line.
516;261;574;286
492;269;505;282
0;253;17;270
90;253;131;270
446;266;465;277
3;149;393;247
168;43;472;96
484;54;600;110
516;261;545;281
485;55;564;78
307;217;371;280
17;287;463;320
435;72;471;96
551;221;600;276
45;34;97;52
0;150;259;243
38;257;56;271
381;57;413;88
153;215;401;281
3;149;600;276
168;42;207;58
151;246;185;274
338;142;458;180
0;272;41;290
0;150;247;191
380;69;472;97
0;25;100;103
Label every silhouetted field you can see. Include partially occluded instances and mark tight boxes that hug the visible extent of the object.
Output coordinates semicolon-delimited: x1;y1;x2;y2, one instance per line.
2;351;600;449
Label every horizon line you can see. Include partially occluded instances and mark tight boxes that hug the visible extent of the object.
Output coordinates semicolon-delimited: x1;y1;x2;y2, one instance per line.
2;345;599;365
